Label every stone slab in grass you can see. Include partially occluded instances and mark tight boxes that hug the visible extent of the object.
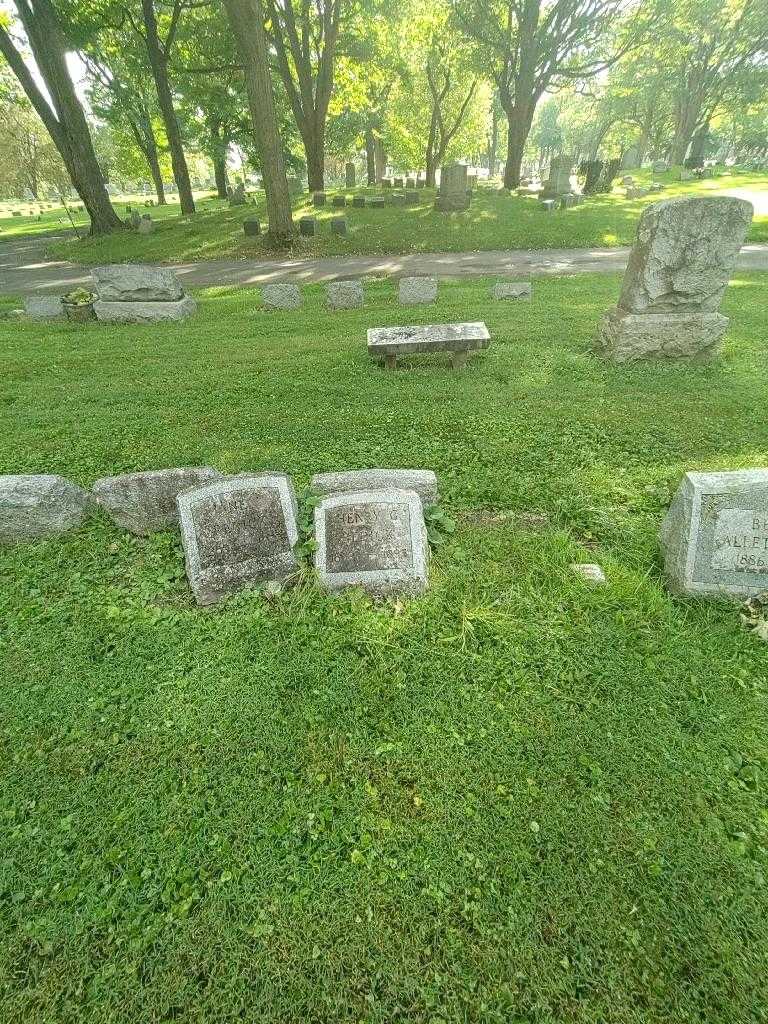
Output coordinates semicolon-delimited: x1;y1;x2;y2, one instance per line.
399;276;438;306
492;281;532;301
368;321;490;369
314;488;428;598
311;469;438;506
262;283;302;310
92;264;184;302
93;467;222;535
24;295;64;320
327;279;363;309
661;468;768;599
94;295;197;323
178;473;299;606
0;474;91;542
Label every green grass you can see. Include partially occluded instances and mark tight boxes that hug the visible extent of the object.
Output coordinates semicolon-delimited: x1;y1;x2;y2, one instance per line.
22;168;768;266
1;274;767;1023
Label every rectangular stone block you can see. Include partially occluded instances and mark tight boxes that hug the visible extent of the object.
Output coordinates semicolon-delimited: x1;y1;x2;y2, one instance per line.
597;307;727;362
313;193;327;207
94;296;197;323
311;469;438;506
262;283;302;310
92;467;222;535
368;321;490;369
299;216;315;237
178;474;299;606
92;264;184;302
24;296;65;320
352;195;366;208
314;489;428;597
327;279;363;309
491;281;532;301
398;277;438;305
661;469;768;598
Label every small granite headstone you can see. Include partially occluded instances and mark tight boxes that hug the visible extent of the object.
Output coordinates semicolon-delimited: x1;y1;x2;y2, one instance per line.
138;215;154;235
178;473;300;606
327;279;363;309
313;193;327;208
352;195;366;208
314;489;428;598
243;218;261;237
229;183;247;206
662;469;768;598
262;282;302;310
93;467;222;535
492;281;532;301
92;264;196;323
393;177;404;188
540;199;556;213
0;474;91;541
23;296;64;320
330;217;347;236
345;162;356;189
399;276;438;305
311;469;438;506
332;195;347;208
435;163;470;212
299;216;316;237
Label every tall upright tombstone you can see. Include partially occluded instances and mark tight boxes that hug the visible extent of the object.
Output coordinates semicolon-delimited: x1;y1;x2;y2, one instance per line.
541;155;573;199
435;163;470;212
597;196;753;362
178;473;299;605
345;162;356;189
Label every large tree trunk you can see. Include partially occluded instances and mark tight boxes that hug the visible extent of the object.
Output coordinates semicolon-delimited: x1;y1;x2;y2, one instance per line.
670;97;702;166
223;0;294;242
487;103;499;177
686;120;710;169
303;119;325;192
374;137;386;183
0;1;122;235
365;126;376;185
140;0;195;215
209;118;230;199
146;138;166;206
502;97;537;190
214;156;229;199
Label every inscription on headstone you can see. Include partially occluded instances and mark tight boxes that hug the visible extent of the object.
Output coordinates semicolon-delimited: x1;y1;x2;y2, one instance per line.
179;474;299;605
314;489;428;597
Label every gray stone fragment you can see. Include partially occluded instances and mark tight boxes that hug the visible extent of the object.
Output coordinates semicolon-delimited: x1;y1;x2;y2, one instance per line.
492;281;532;301
138;216;154;235
94;295;197;323
661;469;768;599
314;489;428;598
92;467;222;535
92;264;184;302
0;474;91;542
24;296;64;320
262;283;302;310
311;469;438;506
399;276;438;305
597;309;728;362
327;279;363;309
178;473;300;606
571;563;607;584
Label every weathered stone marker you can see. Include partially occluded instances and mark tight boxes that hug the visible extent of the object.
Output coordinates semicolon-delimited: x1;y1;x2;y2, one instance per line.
661;469;768;599
541;155;573;198
491;281;532;301
311;469;438;506
368;321;490;370
327;280;363;309
92;264;196;323
314;489;428;597
299;216;316;237
138;215;154;235
597;196;753;362
23;296;64;320
435;163;470;212
243;218;261;237
345;162;356;188
313;192;327;208
0;474;91;541
178;474;299;606
93;467;222;535
399;276;438;305
352;195;366;208
332;195;347;208
330;217;347;236
262;282;302;310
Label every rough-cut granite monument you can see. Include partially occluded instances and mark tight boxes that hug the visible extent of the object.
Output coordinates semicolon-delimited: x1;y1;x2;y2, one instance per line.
93;467;222;535
178;473;299;606
661;469;768;599
311;469;438;506
597;196;753;362
435;163;470;212
0;474;91;541
92;265;196;323
314;489;429;597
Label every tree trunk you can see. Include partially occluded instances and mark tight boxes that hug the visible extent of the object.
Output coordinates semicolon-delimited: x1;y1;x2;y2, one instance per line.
487;103;499;177
140;0;195;215
223;0;294;242
303;119;325;192
365;126;376;185
0;1;122;234
670;98;702;166
147;139;167;206
214;156;229;199
503;108;530;190
686;121;710;169
374;137;386;183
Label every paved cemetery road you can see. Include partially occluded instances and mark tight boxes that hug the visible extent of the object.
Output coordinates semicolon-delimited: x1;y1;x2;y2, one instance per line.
3;232;768;295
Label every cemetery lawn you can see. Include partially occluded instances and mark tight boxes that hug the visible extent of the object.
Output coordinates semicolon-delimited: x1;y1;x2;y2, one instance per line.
36;168;768;265
2;272;768;1024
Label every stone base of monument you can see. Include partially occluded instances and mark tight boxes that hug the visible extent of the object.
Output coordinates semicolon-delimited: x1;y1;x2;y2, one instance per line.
368;322;490;370
661;469;768;599
597;307;728;363
314;489;429;598
434;194;470;212
94;295;197;324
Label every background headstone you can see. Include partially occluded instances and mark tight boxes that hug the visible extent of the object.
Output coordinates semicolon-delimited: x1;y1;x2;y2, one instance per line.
243;218;261;237
262;282;302;310
313;192;327;208
661;469;768;598
179;473;299;605
399;276;438;305
492;281;532;301
345;162;356;188
330;217;348;236
93;467;222;535
327;279;363;309
24;296;64;320
92;265;184;302
0;474;91;541
299;216;316;237
434;163;470;212
314;489;428;597
311;469;438;506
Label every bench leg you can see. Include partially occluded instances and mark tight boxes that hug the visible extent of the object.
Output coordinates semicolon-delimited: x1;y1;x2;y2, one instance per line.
452;349;468;370
385;353;398;370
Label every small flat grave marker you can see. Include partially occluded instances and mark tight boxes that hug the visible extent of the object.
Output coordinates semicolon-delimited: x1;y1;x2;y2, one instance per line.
314;489;428;598
179;473;299;606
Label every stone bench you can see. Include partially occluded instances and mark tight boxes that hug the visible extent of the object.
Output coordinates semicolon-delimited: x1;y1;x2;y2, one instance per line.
367;321;490;370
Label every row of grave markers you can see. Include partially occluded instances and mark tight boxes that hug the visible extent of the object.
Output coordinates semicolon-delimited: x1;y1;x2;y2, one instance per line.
1;467;767;604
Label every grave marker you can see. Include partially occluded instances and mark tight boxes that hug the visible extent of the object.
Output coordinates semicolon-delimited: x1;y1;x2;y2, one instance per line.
93;467;222;535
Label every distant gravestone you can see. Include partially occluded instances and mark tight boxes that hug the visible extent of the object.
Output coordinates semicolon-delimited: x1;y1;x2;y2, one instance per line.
313;192;327;208
263;282;302;310
541;155;573;198
299;216;316;237
367;197;385;208
661;469;768;598
330;217;347;236
327;279;363;309
314;489;428;597
345;163;356;188
405;191;419;205
435;163;470;212
24;295;64;320
229;183;247;206
621;146;639;170
138;215;154;235
129;210;141;229
352;195;366;208
332;195;347;208
399;276;438;306
597;196;753;362
311;469;438;506
406;177;417;188
93;467;222;535
243;218;261;237
653;160;669;174
0;474;91;542
540;199;556;213
178;474;300;605
492;281;532;301
393;177;404;188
